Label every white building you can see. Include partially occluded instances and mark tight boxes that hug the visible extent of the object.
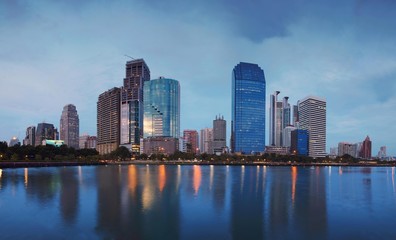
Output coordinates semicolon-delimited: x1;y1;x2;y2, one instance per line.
298;96;327;158
200;128;213;154
283;126;296;148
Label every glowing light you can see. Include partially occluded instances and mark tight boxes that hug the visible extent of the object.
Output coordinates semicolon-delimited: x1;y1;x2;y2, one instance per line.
128;165;137;193
24;168;28;187
193;165;202;195
158;165;166;192
291;166;297;203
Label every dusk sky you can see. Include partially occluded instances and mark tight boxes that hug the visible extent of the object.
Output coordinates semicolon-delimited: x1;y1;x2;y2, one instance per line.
1;0;395;155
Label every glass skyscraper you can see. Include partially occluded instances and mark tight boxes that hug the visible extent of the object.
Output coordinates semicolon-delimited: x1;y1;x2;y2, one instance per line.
231;62;266;154
143;77;180;138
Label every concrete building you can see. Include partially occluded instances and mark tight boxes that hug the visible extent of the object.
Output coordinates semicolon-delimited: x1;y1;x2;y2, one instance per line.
79;134;97;149
142;137;178;156
360;136;372;159
60;104;79;149
120;59;150;153
23;126;36;146
97;87;121;155
200;128;213;154
183;130;199;154
213;115;227;155
283;126;296;148
338;142;358;157
298;96;326;158
35;123;56;146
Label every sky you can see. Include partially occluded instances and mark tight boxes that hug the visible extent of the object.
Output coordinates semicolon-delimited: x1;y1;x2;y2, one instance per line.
0;0;395;155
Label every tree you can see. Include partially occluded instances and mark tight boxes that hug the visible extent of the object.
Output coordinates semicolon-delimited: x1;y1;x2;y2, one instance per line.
111;146;131;161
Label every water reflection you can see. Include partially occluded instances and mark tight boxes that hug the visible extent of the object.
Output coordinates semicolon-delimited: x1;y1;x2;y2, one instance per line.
0;165;396;239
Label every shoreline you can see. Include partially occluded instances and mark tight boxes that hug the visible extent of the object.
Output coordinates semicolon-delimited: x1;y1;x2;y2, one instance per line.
1;160;394;169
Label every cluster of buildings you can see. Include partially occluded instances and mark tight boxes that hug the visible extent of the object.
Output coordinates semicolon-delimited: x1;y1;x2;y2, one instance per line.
19;104;96;150
10;59;388;160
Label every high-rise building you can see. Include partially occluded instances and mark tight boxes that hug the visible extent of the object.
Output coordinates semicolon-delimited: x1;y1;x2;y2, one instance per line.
378;146;386;159
290;129;308;156
292;105;299;127
35;123;56;146
231;62;266;154
269;92;291;147
338;142;357;157
79;134;97;149
298;96;326;158
282;97;291;131
97;87;121;155
283;126;296;148
360;136;372;159
23;126;36;146
143;77;180;138
200;128;213;154
213;115;227;155
183;130;199;154
120;59;150;153
60;104;79;149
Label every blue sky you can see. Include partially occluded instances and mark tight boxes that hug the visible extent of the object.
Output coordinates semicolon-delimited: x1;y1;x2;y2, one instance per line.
1;0;395;155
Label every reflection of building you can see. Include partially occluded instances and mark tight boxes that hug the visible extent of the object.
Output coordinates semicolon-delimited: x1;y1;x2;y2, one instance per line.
298;96;326;158
200;128;213;154
290;129;308;156
142;137;179;155
120;59;150;153
231;62;266;154
97;87;121;155
23;126;36;146
213;115;227;155
360;136;372;159
60;104;79;149
35;123;56;146
143;77;180;138
183;130;199;154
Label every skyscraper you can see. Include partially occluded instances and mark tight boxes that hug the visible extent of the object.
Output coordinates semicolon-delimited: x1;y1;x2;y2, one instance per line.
23;126;36;146
183;130;199;154
35;123;56;146
97;87;121;155
231;62;266;154
120;59;150;153
290;129;308;156
269;91;282;146
60;104;79;149
213;115;227;155
200;128;213;154
360;136;372;159
143;77;180;138
298;96;326;158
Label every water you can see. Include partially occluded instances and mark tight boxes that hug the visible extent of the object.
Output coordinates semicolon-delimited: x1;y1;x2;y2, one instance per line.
0;165;395;239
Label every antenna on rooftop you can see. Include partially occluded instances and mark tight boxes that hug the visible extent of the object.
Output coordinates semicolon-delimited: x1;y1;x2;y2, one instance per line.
124;54;135;60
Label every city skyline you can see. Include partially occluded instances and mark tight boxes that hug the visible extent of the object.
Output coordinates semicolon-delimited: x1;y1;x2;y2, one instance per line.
0;1;395;155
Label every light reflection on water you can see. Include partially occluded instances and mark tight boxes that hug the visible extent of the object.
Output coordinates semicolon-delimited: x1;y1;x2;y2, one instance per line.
0;165;396;239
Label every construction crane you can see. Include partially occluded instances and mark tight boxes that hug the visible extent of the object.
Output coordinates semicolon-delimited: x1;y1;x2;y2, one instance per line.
124;54;135;60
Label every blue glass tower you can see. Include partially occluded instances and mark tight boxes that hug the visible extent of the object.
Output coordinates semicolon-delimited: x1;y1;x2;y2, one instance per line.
231;62;266;154
291;129;308;156
143;77;180;138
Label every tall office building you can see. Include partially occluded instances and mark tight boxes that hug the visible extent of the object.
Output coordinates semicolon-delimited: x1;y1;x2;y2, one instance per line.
290;129;308;156
200;128;213;154
270;92;291;147
360;136;372;159
183;130;199;154
231;62;266;154
282;97;291;131
97;87;121;155
35;123;56;146
338;142;357;157
23;126;36;146
120;59;150;153
298;96;326;158
143;77;180;138
60;104;80;149
292;105;299;127
213;115;227;155
283;126;296;148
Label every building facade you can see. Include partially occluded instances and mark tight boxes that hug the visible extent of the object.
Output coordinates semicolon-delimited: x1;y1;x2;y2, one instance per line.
298;96;326;158
183;130;199;154
200;128;213;154
35;123;56;146
283;126;296;148
97;87;121;155
23;126;36;146
231;62;266;154
213;115;227;155
360;136;372;159
60;104;80;149
143;77;180;138
142;137;179;156
338;142;358;157
120;59;150;153
290;129;309;156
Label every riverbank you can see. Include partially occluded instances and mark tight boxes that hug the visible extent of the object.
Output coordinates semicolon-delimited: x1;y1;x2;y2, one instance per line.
0;161;106;169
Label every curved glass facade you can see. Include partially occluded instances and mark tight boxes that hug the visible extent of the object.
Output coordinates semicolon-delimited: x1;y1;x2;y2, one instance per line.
231;62;266;154
143;77;180;138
